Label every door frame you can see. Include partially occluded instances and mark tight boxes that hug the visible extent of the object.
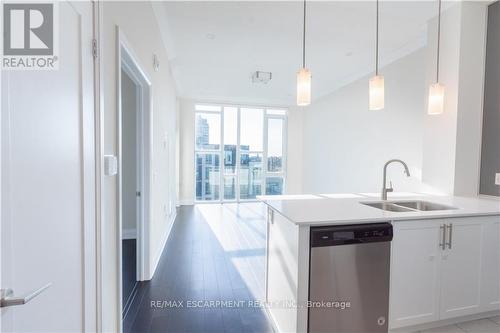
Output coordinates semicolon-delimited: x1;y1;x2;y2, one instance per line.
116;26;152;319
93;1;104;330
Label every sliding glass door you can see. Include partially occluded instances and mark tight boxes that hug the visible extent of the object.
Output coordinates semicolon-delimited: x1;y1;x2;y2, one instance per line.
195;104;286;202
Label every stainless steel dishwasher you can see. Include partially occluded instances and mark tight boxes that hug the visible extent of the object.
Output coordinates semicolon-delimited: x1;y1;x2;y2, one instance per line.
308;223;393;333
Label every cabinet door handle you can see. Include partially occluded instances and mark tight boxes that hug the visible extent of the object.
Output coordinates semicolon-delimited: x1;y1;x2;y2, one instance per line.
439;224;446;250
446;224;453;249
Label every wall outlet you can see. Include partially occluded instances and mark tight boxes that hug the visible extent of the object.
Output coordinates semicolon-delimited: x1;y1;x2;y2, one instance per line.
495;173;500;186
104;155;118;176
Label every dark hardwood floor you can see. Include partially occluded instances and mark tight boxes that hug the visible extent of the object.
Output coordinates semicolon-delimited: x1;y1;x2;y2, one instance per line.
124;203;274;333
123;239;138;318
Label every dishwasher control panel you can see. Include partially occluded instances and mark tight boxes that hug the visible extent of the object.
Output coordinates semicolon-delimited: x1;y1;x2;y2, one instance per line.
311;223;393;247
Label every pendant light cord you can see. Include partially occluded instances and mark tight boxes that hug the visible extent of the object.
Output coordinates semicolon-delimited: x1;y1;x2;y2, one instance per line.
302;0;307;69
436;0;442;83
375;0;379;76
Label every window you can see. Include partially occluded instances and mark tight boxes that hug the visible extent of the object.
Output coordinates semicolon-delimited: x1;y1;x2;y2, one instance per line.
194;104;287;202
265;116;285;195
195;153;220;201
195;113;220;150
223;107;238;200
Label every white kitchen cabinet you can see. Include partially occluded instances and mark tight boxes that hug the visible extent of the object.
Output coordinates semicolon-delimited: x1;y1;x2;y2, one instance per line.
481;217;500;311
390;220;442;328
266;208;310;333
390;216;500;329
440;220;483;319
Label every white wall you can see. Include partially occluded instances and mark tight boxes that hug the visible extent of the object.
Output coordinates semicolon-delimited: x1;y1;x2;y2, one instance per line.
422;1;488;196
101;2;178;331
421;3;462;195
301;48;426;194
178;99;303;203
179;99;195;204
454;1;488;196
300;1;489;197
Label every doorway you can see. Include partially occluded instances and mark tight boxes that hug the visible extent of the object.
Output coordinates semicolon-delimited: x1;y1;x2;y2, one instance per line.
118;30;152;324
121;68;140;315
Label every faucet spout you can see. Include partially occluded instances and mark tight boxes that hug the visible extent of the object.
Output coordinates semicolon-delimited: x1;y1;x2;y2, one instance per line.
381;159;411;200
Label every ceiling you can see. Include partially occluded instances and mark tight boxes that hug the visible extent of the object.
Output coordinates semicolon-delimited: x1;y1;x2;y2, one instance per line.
156;1;451;106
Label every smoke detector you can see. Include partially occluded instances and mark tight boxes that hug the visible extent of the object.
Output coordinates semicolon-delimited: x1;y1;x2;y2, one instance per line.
252;71;272;84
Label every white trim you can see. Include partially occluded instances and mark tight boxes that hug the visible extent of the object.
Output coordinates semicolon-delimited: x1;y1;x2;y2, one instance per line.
149;211;177;280
118;27;153;282
116;26;153;331
76;1;99;331
192;100;289;111
122;228;137;240
93;2;104;331
178;199;195;206
478;194;500;201
390;310;500;333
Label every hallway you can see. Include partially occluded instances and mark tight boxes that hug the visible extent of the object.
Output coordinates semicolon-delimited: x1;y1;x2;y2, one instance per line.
124;203;274;333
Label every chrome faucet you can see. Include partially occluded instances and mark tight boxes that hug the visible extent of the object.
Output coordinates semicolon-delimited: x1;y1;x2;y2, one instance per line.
382;159;411;200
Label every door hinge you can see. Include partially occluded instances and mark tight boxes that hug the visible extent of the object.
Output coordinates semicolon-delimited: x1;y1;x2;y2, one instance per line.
136;191;141;197
92;39;98;58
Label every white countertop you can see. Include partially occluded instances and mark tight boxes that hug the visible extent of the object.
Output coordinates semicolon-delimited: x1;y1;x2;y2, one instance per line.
257;193;500;226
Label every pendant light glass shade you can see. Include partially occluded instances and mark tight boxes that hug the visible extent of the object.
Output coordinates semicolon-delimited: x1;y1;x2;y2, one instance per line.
369;75;384;110
297;68;311;106
427;82;445;115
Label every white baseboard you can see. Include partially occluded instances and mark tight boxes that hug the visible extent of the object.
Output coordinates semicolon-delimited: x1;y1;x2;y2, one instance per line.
178;199;194;206
390;310;500;332
122;228;137;240
148;211;177;280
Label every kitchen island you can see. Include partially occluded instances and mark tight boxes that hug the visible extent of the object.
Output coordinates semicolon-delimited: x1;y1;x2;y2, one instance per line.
258;193;500;333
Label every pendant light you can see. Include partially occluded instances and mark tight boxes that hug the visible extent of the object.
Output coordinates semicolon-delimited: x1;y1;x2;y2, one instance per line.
297;0;311;106
369;0;384;110
428;0;445;115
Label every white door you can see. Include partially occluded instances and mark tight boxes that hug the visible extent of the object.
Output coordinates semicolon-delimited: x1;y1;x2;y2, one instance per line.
480;217;500;311
439;218;483;319
389;220;442;329
1;1;96;332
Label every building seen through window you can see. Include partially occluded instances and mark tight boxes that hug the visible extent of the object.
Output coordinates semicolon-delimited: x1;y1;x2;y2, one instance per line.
195;105;286;202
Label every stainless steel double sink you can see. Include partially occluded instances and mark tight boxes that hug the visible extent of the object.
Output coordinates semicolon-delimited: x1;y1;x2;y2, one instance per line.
361;200;457;212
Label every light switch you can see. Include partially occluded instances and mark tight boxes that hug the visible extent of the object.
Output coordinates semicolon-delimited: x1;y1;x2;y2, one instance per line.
104;155;118;176
495;173;500;186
